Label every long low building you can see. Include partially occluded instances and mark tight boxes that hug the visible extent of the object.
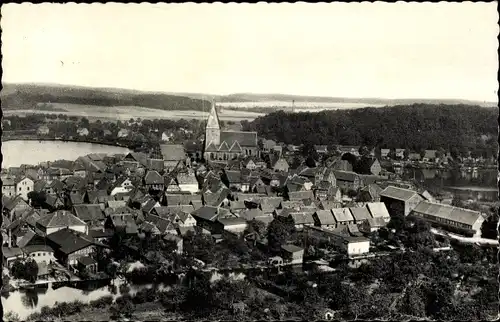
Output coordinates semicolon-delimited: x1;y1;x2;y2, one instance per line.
410;201;485;237
304;225;370;256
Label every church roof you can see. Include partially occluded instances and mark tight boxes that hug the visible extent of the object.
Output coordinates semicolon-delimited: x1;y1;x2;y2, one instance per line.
220;131;258;147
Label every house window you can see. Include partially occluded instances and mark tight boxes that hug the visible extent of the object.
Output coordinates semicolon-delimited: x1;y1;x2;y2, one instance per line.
27;187;30;191
19;187;21;191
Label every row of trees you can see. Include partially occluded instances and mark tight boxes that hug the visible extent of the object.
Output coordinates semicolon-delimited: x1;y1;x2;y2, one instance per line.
245;104;497;155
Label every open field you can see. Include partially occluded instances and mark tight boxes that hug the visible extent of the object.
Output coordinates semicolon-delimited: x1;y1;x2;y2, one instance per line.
4;102;265;122
218;100;385;110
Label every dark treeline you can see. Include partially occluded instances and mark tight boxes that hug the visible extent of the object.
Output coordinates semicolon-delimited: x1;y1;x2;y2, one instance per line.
244;104;498;152
2;89;211;111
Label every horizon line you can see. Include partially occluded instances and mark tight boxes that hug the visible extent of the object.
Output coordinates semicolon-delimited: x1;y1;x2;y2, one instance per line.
2;81;498;105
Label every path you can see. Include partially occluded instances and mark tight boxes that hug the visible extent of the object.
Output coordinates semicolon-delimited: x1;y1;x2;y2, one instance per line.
431;228;498;245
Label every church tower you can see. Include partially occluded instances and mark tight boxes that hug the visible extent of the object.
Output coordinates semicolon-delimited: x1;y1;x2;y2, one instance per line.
205;99;221;148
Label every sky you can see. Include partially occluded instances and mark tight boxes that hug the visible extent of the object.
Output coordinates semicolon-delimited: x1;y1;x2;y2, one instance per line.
2;2;499;102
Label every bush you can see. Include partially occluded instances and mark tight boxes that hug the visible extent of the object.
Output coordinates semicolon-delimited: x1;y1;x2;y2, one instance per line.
90;295;114;308
133;288;158;304
110;295;135;319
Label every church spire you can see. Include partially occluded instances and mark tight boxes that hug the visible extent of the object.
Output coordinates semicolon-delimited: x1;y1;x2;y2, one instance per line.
206;98;220;130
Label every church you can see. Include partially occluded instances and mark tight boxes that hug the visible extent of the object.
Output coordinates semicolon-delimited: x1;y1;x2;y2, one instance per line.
204;100;259;161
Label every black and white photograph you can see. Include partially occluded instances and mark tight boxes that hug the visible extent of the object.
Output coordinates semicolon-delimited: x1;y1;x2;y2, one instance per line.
0;2;498;321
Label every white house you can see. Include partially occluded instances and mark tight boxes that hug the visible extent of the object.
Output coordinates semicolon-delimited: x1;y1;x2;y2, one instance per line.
176;212;197;227
343;237;370;257
21;245;56;264
16;177;34;201
77;128;89;137
161;131;174;142
109;177;134;196
118;128;130;138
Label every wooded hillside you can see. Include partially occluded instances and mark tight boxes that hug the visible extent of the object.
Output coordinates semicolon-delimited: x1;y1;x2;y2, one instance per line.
244;104;498;152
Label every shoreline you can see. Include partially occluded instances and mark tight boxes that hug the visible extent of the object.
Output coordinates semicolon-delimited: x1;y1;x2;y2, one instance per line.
1;136;130;149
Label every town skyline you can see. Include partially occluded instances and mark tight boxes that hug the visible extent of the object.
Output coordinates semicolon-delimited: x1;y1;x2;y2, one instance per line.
2;2;498;102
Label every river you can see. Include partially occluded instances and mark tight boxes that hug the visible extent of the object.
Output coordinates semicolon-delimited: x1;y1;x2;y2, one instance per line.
1;271;246;320
1;140;131;168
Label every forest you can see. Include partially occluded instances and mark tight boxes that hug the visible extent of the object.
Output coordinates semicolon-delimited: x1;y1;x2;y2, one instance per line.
243;104;498;153
1;88;210;111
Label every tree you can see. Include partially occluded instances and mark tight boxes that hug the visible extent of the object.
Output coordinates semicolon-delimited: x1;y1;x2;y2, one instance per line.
11;260;25;280
358;146;370;157
301;143;319;166
245;219;267;239
387;148;396;160
27;191;47;208
480;212;498;239
24;259;39;283
267;216;296;253
341;152;357;168
403;148;410;160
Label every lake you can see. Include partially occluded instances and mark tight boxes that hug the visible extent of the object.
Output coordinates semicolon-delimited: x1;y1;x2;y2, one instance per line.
1;140;131;168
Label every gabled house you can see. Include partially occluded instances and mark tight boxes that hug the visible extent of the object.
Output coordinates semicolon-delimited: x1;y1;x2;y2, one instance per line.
160;144;187;172
105;213;139;235
2;177;16;197
178;212;197;227
177;169;199;193
109;177;134;196
313;210;336;228
333;171;361;191
269;155;290;173
67;191;85;207
202;187;230;207
15;176;35;201
313;181;340;201
46;228;101;267
259;197;283;215
121;152;148;169
141;213;177;235
288;212;315;230
356;157;382;176
349;206;372;224
222;170;249;192
287;190;314;202
73;204;106;227
358;184;383;202
331;208;355;226
164;175;181;192
380;186;424;217
241;156;257;170
366;202;392;224
3;196;31;221
84;190;111;210
44;194;65;211
360;217;387;233
36;210;88;236
144;170;164;191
